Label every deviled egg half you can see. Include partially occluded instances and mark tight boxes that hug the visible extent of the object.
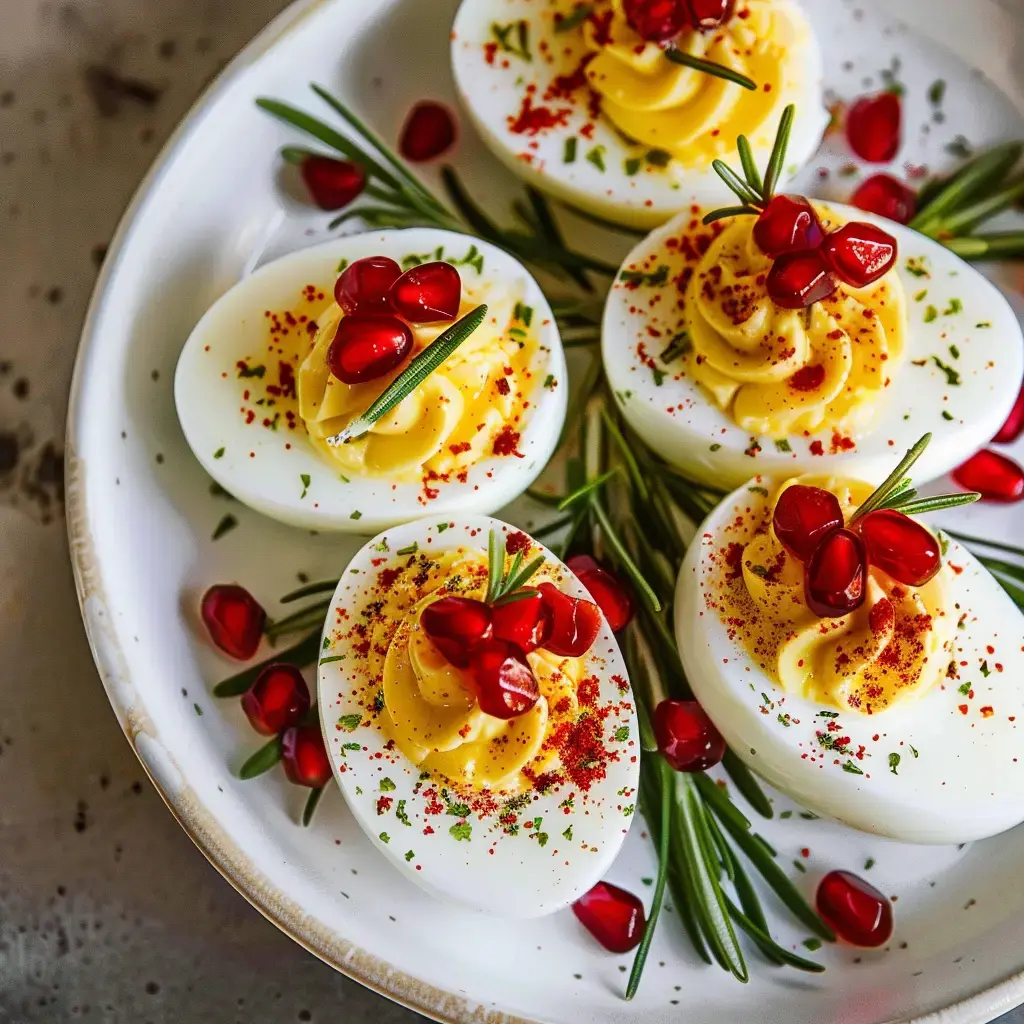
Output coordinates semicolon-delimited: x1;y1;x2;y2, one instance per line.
451;0;827;228
675;463;1024;844
175;229;567;532
317;516;639;916
603;200;1024;489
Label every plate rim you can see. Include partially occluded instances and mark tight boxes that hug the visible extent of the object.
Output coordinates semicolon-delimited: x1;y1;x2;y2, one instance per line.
62;0;1024;1021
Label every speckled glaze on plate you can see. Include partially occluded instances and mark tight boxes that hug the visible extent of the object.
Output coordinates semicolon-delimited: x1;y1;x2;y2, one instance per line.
66;0;1024;1021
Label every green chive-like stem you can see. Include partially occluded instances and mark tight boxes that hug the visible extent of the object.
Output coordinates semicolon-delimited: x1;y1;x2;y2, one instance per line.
239;736;284;780
485;529;506;604
327;304;487;445
942;232;1024;261
761;103;795;201
848;433;932;523
664;48;757;91
711;159;763;206
302;786;326;826
736;135;764;197
702;204;760;226
280;578;342;604
557;468;619;511
214;629;322;697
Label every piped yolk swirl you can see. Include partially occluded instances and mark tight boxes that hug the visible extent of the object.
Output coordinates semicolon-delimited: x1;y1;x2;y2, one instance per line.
721;477;952;714
686;211;906;438
583;0;813;165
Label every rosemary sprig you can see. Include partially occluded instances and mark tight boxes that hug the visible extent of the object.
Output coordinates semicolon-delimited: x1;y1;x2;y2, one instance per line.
327;305;487;445
702;104;795;225
847;433;931;523
665;48;757;91
485;529;546;604
941;232;1024;261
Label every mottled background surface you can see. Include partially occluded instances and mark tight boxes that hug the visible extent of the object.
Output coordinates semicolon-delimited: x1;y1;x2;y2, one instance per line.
0;0;1022;1022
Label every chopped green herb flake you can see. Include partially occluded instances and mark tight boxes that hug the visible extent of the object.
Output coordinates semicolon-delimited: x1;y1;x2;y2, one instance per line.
619;264;669;288
777;713;791;727
299;473;311;499
319;654;345;665
923;305;938;323
709;443;721;452
237;363;266;379
976;321;991;329
624;156;642;176
193;703;203;716
563;826;574;840
213;446;225;459
564;136;578;164
816;710;839;718
942;410;954;421
928;79;946;105
350;510;363;520
449;822;472;841
614;725;630;742
379;832;390;844
981;660;991;677
651;367;666;387
437;522;450;532
404;849;415;862
906;258;930;278
958;681;971;695
775;438;792;453
889;752;901;775
646;148;671;167
932;355;961;386
336;258;349;273
397;542;418;556
543;373;556;390
793;859;806;872
841;760;864;775
943;298;963;316
803;937;822;952
490;19;531;61
914;289;927;302
779;810;792;819
555;3;593;33
748;485;769;497
212;514;238;541
396;800;411;826
337;713;362;732
586;145;607;172
910;745;919;758
799;811;819;820
380;778;396;792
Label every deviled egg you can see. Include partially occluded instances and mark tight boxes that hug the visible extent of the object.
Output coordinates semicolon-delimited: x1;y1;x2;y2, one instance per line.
603;200;1024;489
175;229;567;532
317;516;639;916
451;0;827;228
674;463;1024;844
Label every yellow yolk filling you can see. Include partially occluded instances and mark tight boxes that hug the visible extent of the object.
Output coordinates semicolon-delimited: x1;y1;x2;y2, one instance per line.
722;477;952;714
583;0;812;165
371;549;584;793
297;277;540;481
686;210;906;438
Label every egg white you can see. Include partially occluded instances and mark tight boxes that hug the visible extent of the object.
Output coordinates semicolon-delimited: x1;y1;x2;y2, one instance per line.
675;477;1024;844
174;229;567;533
451;0;827;229
317;515;640;917
604;204;1024;490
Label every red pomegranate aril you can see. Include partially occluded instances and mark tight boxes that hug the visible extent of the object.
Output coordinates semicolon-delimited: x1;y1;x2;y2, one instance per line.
538;582;602;657
816;870;893;947
653;699;726;772
421;596;493;668
281;723;333;788
389;262;462;324
994;384;1024;444
492;593;551;653
623;0;690;41
686;0;734;28
299;155;367;211
767;249;838;309
805;528;867;618
327;313;413;385
952;449;1024;503
858;509;941;587
753;194;825;258
566;554;636;632
242;664;310;736
821;221;897;289
846;91;902;163
334;256;401;315
851;173;917;224
572;881;646;954
201;584;265;660
772;484;844;562
467;640;540;720
399;101;457;163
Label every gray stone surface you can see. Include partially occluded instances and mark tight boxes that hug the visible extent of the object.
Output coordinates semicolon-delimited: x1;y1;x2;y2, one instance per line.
0;0;1021;1022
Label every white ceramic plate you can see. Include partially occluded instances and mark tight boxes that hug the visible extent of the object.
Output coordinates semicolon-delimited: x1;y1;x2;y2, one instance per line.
67;0;1024;1022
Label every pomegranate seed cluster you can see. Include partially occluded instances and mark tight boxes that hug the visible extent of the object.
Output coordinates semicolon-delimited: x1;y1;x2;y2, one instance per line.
622;0;734;42
755;195;899;309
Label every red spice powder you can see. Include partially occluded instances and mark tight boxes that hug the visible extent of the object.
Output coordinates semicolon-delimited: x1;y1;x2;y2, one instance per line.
495;377;511;396
788;364;825;392
508;88;571;136
506;530;531;555
493;426;524;457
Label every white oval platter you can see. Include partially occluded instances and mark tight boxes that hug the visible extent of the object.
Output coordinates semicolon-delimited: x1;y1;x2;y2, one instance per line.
67;0;1024;1021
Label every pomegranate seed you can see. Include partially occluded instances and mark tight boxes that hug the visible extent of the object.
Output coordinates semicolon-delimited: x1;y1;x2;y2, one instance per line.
389;262;462;324
492;593;551;653
566;555;636;632
816;870;893;947
952;449;1024;503
767;249;838;309
299;156;366;211
420;596;493;668
537;582;602;657
994;384;1024;443
805;528;867;618
846;91;902;163
467;640;540;720
281;723;332;788
752;195;824;257
242;664;310;736
572;882;646;953
327;313;413;385
772;485;844;562
201;585;265;660
399;101;457;163
334;256;401;315
858;509;941;587
686;0;734;29
851;173;917;224
821;222;897;289
622;0;690;41
654;699;725;772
